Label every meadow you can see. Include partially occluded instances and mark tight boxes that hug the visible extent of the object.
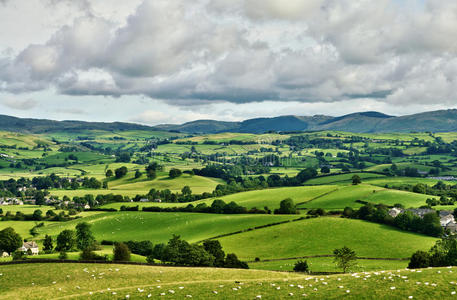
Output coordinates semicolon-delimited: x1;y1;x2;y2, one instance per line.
1;263;457;299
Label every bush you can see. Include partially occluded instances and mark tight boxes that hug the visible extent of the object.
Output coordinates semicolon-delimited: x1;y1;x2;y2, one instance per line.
224;253;248;269
12;250;25;261
58;251;68;260
293;260;309;273
113;242;131;261
80;248;107;261
408;251;430;269
274;198;298;214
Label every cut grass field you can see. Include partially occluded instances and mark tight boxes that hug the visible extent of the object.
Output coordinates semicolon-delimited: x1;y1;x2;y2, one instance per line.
217;217;437;261
1;263;457;299
36;212;299;244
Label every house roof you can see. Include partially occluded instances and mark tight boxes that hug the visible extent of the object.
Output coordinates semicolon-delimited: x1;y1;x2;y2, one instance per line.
23;241;38;249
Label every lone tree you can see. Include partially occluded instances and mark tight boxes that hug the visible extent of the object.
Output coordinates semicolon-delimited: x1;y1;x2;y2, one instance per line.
105;169;113;178
333;246;357;273
43;235;53;253
56;230;76;252
293;260;310;273
274;198;298;214
352;175;362;185
113;242;131;261
76;222;96;251
169;168;182;179
0;227;22;255
114;166;128;179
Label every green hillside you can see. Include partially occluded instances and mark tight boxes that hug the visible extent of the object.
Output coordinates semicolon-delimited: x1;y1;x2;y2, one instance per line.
218;217;437;260
36;212;298;243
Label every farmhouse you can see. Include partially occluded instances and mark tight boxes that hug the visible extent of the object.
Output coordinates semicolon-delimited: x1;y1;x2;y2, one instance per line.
388;207;403;218
18;242;39;255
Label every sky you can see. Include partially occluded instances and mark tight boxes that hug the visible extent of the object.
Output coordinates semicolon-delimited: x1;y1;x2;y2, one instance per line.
1;0;456;125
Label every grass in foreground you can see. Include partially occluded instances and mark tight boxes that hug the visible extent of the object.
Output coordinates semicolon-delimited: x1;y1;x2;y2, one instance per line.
1;263;457;299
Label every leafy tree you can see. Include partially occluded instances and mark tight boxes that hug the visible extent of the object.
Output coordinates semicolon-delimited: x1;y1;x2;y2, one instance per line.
181;186;192;196
293;260;309;273
342;207;354;218
333;246;357;273
105;169;113;178
0;227;22;255
56;230;76;252
352;175;361;185
320;166;330;174
274;198;298;214
116;152;131;163
296;167;318;183
35;191;45;205
75;222;96;251
32;209;43;221
113;242;131;261
146;162;163;179
203;240;225;267
43;235;53;253
134;170;142;179
114;166;128;179
169;168;182;178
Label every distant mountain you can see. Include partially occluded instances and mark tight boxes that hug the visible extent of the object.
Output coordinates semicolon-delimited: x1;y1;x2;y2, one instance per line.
2;109;457;134
153;110;457;133
0;114;153;133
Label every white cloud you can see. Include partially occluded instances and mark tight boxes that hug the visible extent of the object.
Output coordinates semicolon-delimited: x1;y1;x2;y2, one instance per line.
0;0;457;122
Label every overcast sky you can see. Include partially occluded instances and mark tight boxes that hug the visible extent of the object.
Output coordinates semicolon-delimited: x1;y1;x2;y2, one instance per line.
1;0;456;125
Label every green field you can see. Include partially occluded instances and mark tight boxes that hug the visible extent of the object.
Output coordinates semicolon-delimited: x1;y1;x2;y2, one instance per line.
1;263;457;299
217;217;437;261
250;257;409;273
299;184;432;209
36;212;299;243
50;174;224;198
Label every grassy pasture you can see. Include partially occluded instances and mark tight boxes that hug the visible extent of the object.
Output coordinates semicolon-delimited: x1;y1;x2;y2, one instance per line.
299;184;431;209
218;217;437;261
1;263;457;299
36;212;299;243
250;257;409;273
